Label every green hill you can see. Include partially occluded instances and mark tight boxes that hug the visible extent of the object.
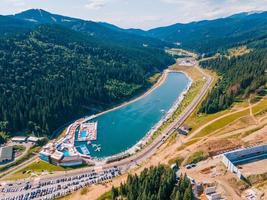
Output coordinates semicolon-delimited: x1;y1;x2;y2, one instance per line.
0;23;174;139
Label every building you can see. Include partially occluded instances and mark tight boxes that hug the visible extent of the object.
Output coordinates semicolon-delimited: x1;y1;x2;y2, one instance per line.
0;146;13;162
39;150;51;163
39;142;84;167
177;124;192;136
222;143;267;179
27;136;44;143
204;187;221;200
11;136;27;143
59;156;84;167
50;151;64;165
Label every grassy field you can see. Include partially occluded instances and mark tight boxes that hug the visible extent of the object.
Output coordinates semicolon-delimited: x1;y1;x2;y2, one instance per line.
5;160;66;180
252;98;267;114
97;191;112;200
176;138;201;152
192;108;250;138
186;150;208;165
168;156;184;166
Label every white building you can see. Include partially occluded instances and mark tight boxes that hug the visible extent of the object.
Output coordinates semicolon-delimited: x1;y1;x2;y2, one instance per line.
11;136;27;143
222;143;267;179
27;136;44;143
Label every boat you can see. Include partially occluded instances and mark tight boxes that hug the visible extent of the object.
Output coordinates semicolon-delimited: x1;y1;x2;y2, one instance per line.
95;147;101;152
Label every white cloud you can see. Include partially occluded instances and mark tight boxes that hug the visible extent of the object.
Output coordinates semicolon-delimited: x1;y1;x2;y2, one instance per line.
85;0;107;10
3;0;25;7
158;0;267;24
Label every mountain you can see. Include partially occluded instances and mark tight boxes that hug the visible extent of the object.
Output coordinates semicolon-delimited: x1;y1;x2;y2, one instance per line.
0;10;174;140
7;9;172;49
147;11;267;53
8;8;77;24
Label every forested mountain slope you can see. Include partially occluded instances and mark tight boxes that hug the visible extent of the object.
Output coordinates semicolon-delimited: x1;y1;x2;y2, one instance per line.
0;15;34;35
147;11;267;54
8;9;172;49
0;24;174;139
200;46;267;113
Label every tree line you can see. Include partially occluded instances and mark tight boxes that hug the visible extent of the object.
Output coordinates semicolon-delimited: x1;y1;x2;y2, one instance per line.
110;165;193;200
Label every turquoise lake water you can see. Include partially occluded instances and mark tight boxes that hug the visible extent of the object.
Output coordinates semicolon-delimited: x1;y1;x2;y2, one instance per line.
75;72;190;158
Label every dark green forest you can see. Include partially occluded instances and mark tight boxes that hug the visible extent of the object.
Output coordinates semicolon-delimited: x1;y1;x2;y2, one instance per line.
110;165;193;200
147;11;267;54
200;46;267;113
0;24;174;140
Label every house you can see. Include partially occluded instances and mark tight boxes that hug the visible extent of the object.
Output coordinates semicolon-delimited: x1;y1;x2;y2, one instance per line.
0;146;13;162
177;124;192;136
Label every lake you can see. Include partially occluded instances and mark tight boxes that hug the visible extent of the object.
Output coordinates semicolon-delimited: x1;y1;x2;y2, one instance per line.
75;72;190;158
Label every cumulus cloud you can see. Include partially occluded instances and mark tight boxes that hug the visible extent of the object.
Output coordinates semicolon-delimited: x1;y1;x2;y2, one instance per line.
85;0;107;10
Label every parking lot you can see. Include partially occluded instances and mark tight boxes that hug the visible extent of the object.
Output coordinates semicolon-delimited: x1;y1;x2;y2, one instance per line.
0;167;120;200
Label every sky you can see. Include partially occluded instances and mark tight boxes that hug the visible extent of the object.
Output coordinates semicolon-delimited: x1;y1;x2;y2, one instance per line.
1;0;267;29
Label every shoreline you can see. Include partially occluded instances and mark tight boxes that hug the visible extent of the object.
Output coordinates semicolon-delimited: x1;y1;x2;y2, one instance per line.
97;70;192;161
89;68;191;120
92;69;169;119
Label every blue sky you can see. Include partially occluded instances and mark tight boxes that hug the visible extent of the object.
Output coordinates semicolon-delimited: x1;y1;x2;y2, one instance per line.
1;0;267;29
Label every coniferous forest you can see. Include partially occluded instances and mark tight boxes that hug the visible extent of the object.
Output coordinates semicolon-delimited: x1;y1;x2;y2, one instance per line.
110;165;193;200
0;24;174;140
200;43;267;114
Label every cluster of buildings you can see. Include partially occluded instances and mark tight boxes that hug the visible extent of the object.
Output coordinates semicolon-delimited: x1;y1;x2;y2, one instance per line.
11;136;43;144
1;136;44;164
39;116;97;167
39;142;83;167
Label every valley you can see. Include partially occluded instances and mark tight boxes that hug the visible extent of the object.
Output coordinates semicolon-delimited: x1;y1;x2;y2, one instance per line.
0;7;267;200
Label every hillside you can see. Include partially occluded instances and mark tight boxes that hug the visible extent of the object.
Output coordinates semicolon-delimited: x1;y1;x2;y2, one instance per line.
200;45;267;113
147;11;267;54
0;23;174;140
8;9;172;49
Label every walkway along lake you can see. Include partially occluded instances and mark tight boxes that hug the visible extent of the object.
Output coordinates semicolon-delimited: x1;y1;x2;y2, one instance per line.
75;72;190;158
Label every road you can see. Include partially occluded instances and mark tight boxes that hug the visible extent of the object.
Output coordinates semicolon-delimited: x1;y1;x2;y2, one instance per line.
0;60;213;198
